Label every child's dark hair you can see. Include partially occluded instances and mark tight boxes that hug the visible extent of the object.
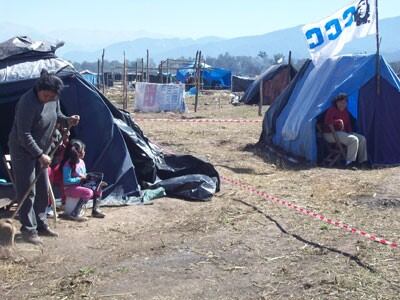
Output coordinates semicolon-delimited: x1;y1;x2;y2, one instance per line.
61;139;86;171
35;69;64;95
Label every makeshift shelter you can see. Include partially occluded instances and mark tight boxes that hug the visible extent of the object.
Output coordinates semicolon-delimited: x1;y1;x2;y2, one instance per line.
79;70;98;86
260;54;400;166
240;64;297;105
176;63;231;89
231;75;254;93
0;36;220;202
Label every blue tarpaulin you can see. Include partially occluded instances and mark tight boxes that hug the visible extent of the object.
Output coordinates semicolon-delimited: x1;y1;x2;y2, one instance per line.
261;54;400;166
80;70;98;86
176;63;231;89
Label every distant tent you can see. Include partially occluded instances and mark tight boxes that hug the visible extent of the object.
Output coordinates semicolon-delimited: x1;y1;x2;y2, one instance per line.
176;63;231;89
80;70;98;86
0;36;220;202
231;75;254;92
240;64;297;105
260;55;400;166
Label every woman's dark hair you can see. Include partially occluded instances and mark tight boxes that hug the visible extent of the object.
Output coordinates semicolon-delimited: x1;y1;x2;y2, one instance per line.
333;93;348;106
35;69;64;95
61;139;86;171
355;0;370;26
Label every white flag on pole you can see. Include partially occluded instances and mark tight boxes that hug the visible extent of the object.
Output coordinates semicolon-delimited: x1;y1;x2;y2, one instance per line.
302;0;376;61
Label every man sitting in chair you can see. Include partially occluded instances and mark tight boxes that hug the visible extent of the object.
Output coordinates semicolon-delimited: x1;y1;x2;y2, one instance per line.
323;93;368;168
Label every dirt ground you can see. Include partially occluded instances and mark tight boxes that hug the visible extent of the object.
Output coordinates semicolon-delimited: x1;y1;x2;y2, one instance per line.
1;90;400;299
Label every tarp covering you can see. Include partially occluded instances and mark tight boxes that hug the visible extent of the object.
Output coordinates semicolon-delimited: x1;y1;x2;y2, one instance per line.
240;64;297;105
0;36;220;201
260;54;400;165
176;63;231;89
231;75;254;93
80;70;98;86
0;36;62;62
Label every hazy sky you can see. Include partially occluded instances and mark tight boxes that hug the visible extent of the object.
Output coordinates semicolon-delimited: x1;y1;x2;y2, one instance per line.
1;0;399;38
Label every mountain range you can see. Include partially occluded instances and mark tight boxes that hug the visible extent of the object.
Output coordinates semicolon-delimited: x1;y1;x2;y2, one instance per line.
1;16;399;63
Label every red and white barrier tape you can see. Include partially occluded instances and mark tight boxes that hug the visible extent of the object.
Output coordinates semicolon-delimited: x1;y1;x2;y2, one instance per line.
153;141;398;249
221;176;398;249
136;118;262;124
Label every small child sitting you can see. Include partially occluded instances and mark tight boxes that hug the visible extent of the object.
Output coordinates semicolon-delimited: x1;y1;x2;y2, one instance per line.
61;139;106;221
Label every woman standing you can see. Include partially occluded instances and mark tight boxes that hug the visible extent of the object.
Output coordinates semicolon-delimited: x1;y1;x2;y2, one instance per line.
8;69;80;245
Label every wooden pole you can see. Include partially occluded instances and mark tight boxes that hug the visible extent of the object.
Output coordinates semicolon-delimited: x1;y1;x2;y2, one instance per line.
101;48;105;93
146;49;150;82
166;59;170;83
194;51;199;112
123;52;127;110
160;61;164;83
135;61;138;84
141;58;144;82
287;50;293;83
125;57;128;110
258;75;263;116
97;59;100;89
375;0;381;96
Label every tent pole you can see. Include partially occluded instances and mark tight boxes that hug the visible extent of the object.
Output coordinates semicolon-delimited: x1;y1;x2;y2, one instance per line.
97;59;100;89
194;51;199;112
258;76;263;116
135;61;138;84
146;49;150;82
101;48;105;94
375;0;381;96
288;50;292;82
166;59;170;83
122;52;126;110
141;58;144;82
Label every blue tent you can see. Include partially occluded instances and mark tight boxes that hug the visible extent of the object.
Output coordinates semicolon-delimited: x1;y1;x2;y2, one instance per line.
261;54;400;166
0;37;220;202
80;70;98;86
176;63;231;89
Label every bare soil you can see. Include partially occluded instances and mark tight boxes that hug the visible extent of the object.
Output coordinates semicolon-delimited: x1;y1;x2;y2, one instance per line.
1;90;400;299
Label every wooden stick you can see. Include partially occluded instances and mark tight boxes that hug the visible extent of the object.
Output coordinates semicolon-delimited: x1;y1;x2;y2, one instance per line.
97;59;100;89
135;61;138;84
159;61;163;83
146;49;150;82
141;58;144;82
194;51;201;112
101;48;105;93
375;0;381;96
288;50;292;82
48;183;57;227
166;59;170;83
258;75;263;116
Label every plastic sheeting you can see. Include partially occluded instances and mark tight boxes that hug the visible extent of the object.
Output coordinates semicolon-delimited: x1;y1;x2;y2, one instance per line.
261;54;400;165
240;64;297;105
0;58;71;83
176;63;231;89
231;75;254;93
0;36;62;61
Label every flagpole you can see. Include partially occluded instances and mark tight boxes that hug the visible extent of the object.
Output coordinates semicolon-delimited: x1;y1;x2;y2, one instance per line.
375;0;381;96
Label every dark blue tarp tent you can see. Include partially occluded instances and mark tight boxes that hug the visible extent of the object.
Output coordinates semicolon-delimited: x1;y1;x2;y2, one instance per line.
260;54;400;166
240;64;297;105
0;37;220;202
176;63;231;89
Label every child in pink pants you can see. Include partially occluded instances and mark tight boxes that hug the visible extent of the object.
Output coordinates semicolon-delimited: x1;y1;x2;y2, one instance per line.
61;139;105;221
